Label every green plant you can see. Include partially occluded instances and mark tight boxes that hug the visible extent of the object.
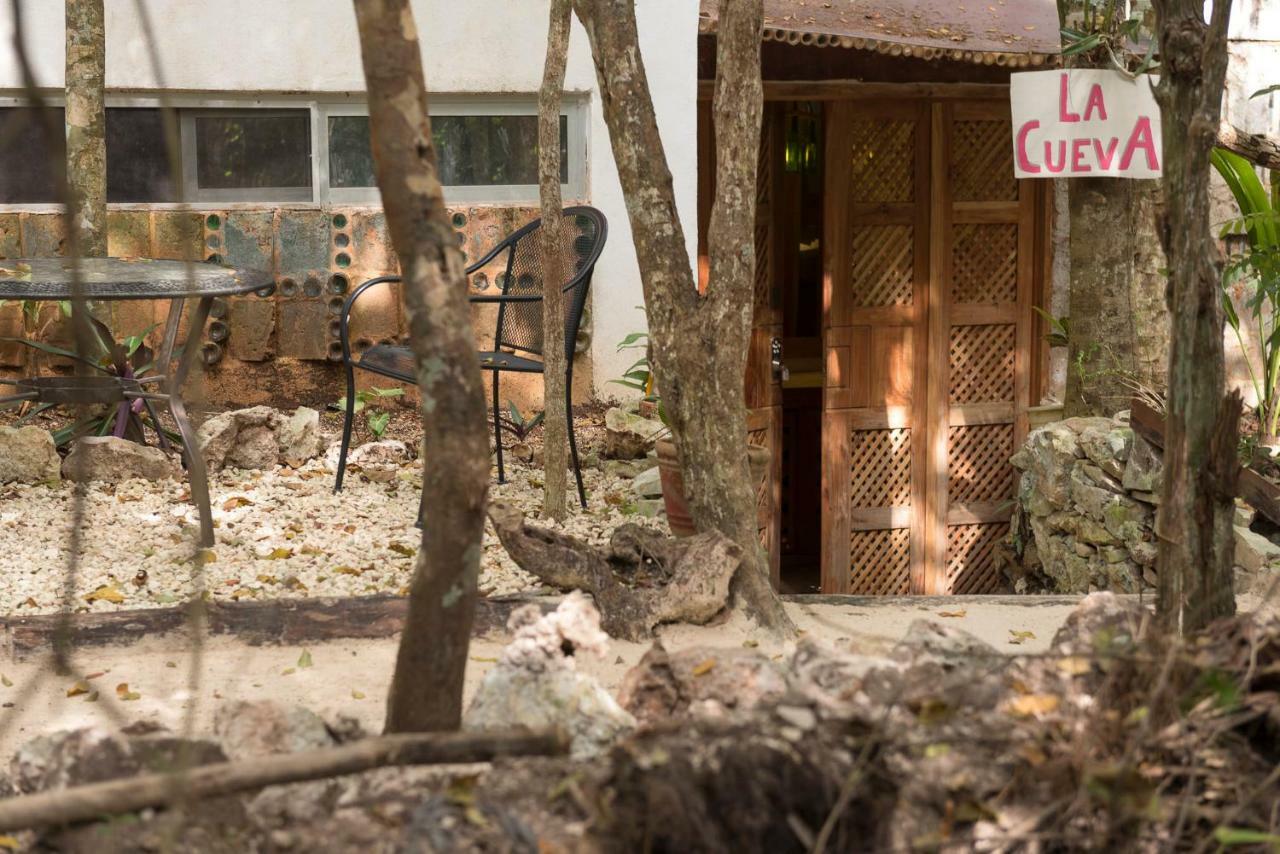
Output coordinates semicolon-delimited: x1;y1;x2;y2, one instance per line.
1;312;168;447
1058;1;1158;75
609;329;655;398
1213;146;1280;443
498;401;544;444
1037;306;1166;414
334;386;405;439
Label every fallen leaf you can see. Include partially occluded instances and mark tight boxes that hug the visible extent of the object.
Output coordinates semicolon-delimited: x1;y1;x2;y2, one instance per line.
938;609;967;618
0;835;20;851
924;743;951;759
221;496;253;511
1006;694;1059;717
1008;630;1037;645
165;661;177;669
1057;656;1092;676
742;639;759;649
66;681;90;698
334;565;363;576
282;668;296;676
195;549;217;565
116;683;141;701
86;691;99;703
691;659;717;677
388;542;416;558
264;547;294;560
352;690;366;700
1;674;11;688
85;584;125;605
297;650;313;669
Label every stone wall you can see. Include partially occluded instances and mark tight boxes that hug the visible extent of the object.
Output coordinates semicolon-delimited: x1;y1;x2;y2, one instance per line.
1004;415;1160;594
0;206;593;412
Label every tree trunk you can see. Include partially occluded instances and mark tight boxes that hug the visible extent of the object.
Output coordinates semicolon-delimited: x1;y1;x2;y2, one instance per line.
65;0;106;257
538;0;571;521
1152;0;1239;634
1064;178;1168;416
570;0;793;634
352;0;492;732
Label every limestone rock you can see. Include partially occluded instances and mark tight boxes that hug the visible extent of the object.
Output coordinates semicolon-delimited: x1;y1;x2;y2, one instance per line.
326;439;412;482
618;642;789;726
213;701;335;761
11;727;225;794
1010;423;1081;509
1078;423;1132;479
198;406;325;472
1121;435;1162;493
632;465;662;499
465;593;633;757
0;425;60;484
603;458;650;479
62;436;180;483
1233;525;1280;574
891;620;1001;668
603;407;666;460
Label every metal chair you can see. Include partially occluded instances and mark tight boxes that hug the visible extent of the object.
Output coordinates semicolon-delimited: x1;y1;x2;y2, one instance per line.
333;205;607;510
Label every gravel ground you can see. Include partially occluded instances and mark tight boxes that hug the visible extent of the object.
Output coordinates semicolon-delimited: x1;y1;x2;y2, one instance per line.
0;410;667;616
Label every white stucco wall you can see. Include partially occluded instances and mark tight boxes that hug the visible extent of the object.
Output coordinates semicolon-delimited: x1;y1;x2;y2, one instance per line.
0;0;697;400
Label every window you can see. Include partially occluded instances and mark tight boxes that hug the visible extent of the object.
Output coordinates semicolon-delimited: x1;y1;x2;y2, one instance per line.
0;96;587;207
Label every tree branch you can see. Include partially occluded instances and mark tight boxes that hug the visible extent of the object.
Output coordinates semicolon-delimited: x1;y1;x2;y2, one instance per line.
1217;123;1280;171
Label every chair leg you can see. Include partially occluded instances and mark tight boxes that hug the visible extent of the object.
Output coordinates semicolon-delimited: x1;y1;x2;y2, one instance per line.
567;376;586;508
493;370;505;484
415;474;427;529
334;361;357;493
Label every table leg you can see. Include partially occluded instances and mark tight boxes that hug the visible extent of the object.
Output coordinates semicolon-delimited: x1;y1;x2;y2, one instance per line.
166;296;215;548
157;297;186;375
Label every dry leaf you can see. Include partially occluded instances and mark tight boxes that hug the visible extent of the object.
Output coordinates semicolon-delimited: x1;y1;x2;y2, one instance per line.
195;549;217;565
264;547;294;560
1008;630;1037;645
297;650;313;669
66;681;90;698
334;566;363;576
85;584;125;604
1006;694;1059;717
352;690;366;700
116;683;141;701
282;668;296;676
388;542;416;558
938;609;967;618
691;659;717;677
1057;656;1092;676
1;674;11;688
222;496;253;511
0;835;20;851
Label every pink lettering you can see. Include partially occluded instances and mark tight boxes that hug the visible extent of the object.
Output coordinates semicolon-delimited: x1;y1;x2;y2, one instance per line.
1093;137;1120;170
1071;138;1091;173
1058;73;1081;122
1015;120;1041;173
1043;140;1068;174
1119;117;1159;171
1083;84;1108;121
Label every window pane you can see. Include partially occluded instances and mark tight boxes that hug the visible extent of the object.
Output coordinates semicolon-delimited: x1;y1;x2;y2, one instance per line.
195;111;311;190
328;115;376;189
0;107;65;204
431;114;568;186
107;108;177;203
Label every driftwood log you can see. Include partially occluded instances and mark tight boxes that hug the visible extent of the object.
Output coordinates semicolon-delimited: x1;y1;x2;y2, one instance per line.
488;501;741;641
0;728;566;833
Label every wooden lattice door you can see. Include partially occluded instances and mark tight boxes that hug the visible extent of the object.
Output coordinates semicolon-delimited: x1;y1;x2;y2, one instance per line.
821;97;1038;595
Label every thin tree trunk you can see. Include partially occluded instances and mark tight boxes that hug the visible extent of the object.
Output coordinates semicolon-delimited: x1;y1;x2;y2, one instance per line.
65;0;106;257
539;0;571;521
1152;0;1239;634
352;0;492;732
570;0;792;634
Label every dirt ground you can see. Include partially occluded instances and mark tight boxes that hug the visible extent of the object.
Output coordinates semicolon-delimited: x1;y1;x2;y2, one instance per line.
0;595;1091;758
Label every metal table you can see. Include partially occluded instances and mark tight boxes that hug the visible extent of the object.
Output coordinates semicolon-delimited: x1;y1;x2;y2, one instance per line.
0;258;272;547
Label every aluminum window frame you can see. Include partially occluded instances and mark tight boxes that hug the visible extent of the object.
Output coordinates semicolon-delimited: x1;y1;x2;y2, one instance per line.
0;92;589;210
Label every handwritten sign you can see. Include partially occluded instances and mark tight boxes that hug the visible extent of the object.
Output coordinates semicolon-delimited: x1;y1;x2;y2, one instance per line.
1010;69;1162;178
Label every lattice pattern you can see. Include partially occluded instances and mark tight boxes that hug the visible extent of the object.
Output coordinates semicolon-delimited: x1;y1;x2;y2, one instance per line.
850;528;912;594
849;120;914;203
949;325;1015;403
851;225;913;307
952;223;1017;304
945;523;1009;594
849;428;912;508
748;424;772;552
952;120;1016;201
948;425;1015;504
754;220;772;311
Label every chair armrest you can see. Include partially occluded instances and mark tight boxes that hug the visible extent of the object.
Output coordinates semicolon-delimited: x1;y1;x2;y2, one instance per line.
339;276;402;363
464;242;511;275
468;294;543;304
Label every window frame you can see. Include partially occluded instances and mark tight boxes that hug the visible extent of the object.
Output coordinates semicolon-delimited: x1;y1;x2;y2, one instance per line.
0;92;589;210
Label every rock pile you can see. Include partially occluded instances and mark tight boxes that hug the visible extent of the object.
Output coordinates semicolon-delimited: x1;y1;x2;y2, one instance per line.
1005;414;1159;593
197;406;325;472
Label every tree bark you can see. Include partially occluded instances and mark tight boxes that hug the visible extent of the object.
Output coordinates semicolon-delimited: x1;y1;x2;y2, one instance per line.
539;0;571;521
352;0;492;732
571;0;793;634
0;729;566;833
1217;123;1280;171
1152;0;1239;634
64;0;106;257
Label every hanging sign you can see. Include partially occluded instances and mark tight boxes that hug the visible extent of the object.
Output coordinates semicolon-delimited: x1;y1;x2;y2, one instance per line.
1010;69;1162;178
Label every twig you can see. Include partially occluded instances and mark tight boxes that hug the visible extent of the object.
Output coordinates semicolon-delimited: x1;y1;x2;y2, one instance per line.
0;727;568;832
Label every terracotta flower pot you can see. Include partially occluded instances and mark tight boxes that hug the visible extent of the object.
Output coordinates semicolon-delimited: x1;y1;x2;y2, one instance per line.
655;438;771;537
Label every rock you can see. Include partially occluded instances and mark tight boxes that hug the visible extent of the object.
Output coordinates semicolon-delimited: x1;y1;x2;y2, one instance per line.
62;436;180;483
11;727;225;793
1235;502;1256;528
632;465;662;499
1078;423;1132;479
1233;525;1280;574
603;407;666;460
1129;540;1158;567
198;406;325;472
891;620;1001;668
326;439;412;482
1121;434;1162;493
603;458;649;479
213;701;335;761
1010;423;1081;509
1080;462;1124;493
1050;591;1142;655
628;497;665;518
617;642;789;726
510;441;535;464
0;425;60;484
465;594;634;757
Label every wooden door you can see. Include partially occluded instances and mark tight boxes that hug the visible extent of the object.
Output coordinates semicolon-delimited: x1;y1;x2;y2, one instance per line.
821;97;1037;595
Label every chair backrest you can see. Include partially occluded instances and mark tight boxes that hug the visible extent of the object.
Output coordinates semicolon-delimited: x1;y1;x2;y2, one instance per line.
486;206;607;360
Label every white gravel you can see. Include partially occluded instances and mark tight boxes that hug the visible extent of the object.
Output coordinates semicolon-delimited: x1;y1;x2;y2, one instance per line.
0;448;666;615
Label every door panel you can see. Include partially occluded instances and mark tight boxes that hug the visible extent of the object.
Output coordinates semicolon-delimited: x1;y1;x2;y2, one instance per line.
822;95;1037;595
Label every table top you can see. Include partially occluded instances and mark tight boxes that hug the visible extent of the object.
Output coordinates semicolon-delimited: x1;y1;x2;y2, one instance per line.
0;258;271;300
